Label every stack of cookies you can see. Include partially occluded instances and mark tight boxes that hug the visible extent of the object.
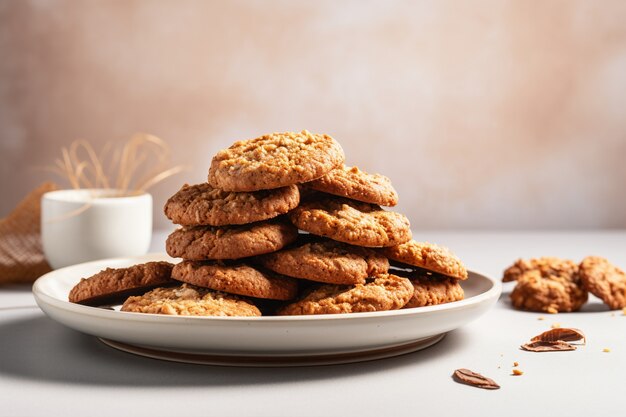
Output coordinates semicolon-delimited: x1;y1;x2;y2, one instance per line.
69;130;469;316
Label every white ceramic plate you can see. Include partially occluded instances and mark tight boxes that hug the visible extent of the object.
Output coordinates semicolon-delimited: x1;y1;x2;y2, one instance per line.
33;253;501;366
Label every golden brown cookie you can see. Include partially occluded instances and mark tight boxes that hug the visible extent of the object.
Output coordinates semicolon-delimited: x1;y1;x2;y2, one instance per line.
69;261;174;306
208;130;345;192
258;238;389;285
172;260;298;300
306;165;399;207
166;218;298;260
121;283;261;316
502;257;578;282
381;240;468;280
578;256;626;310
288;197;411;248
400;270;464;308
164;183;299;226
277;274;413;315
510;269;588;313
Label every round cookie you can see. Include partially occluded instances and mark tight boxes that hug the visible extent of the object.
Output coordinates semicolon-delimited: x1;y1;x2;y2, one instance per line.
578;256;626;310
208;130;345;192
306;165;398;206
164;182;299;226
277;274;413;315
258;238;389;285
288;197;411;248
166;218;298;260
172;260;298;301
381;240;468;280
69;261;174;306
502;257;577;283
510;269;588;313
121;283;261;316
400;270;464;308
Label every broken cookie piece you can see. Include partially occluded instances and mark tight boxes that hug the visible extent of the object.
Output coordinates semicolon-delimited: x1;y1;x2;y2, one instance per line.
452;368;500;390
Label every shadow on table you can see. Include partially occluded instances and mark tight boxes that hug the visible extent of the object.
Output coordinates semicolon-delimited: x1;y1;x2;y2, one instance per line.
0;314;469;387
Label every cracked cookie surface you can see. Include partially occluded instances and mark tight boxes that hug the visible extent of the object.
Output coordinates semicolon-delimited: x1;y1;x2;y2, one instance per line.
510;269;588;313
277;274;413;315
579;256;626;310
288;197;411;247
69;261;174;306
208;130;345;191
306;165;398;206
166;218;298;260
502;257;578;282
121;283;261;316
258;238;389;285
164;183;299;226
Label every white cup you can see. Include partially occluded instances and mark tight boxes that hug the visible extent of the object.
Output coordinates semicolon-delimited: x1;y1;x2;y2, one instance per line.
41;189;152;269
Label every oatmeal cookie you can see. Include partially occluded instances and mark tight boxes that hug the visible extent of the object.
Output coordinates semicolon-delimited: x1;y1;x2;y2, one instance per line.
510;269;588;313
258;238;389;285
69;261;174;306
381;240;468;280
208;130;345;192
172;260;298;300
579;256;626;310
288;197;411;247
306;165;398;206
277;274;413;315
502;257;578;282
400;270;464;308
164;183;299;226
121;283;261;316
166;218;298;260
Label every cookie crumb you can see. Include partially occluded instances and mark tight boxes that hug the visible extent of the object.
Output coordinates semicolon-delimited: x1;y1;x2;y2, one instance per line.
547;307;558;314
537;316;545;321
513;361;519;367
551;323;561;329
512;369;524;376
603;348;611;353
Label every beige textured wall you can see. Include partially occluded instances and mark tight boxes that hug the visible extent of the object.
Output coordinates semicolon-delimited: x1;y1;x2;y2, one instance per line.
1;0;626;230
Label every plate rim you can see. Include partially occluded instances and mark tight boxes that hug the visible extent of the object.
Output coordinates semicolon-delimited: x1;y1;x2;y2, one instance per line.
33;253;502;323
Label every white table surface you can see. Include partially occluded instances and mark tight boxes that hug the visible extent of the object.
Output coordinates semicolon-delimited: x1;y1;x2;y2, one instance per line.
1;230;624;417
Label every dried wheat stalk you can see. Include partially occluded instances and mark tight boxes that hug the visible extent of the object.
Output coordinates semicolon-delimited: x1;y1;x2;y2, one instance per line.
45;133;185;196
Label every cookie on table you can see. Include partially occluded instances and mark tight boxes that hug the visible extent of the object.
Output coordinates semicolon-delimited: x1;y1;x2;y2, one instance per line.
164;182;299;226
381;240;468;280
69;261;174;306
166;218;298;260
578;256;626;310
289;197;411;248
306;165;398;207
393;268;464;308
258;238;389;285
277;274;413;315
509;269;588;313
502;257;578;283
208;130;345;192
121;283;261;317
172;260;298;301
